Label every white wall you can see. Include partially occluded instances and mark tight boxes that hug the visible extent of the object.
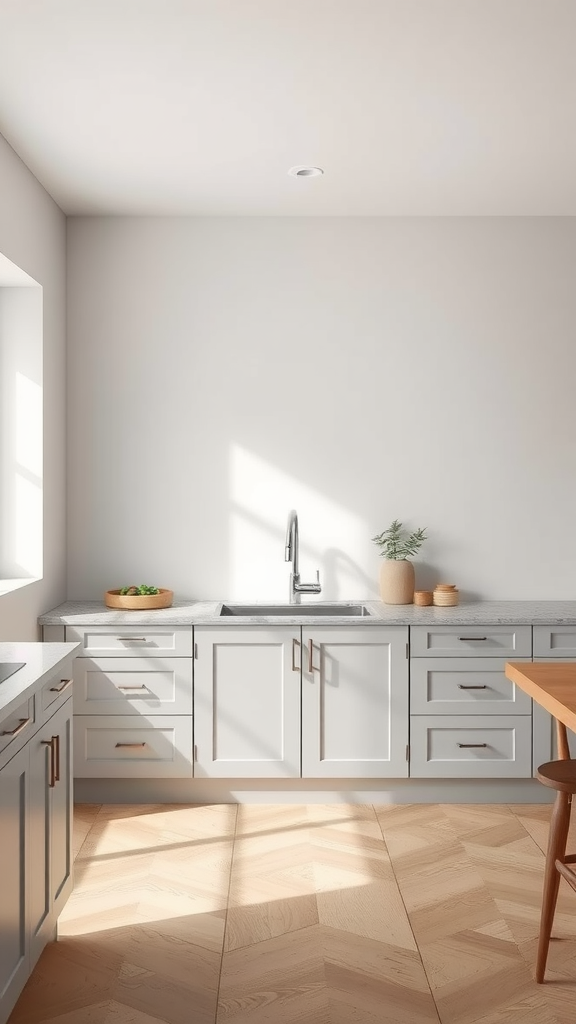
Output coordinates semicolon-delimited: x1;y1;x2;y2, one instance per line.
66;217;576;602
0;134;66;639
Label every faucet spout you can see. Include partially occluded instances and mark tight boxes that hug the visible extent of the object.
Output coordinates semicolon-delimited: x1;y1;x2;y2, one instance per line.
284;509;321;603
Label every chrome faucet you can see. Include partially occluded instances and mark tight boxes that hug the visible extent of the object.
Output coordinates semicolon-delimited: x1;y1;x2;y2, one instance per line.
285;510;322;603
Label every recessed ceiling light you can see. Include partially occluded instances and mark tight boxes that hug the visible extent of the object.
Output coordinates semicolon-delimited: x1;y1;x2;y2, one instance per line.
288;166;324;177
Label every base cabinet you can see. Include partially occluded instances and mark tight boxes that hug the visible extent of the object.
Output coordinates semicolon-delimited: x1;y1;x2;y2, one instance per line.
0;744;29;1024
29;699;73;967
194;626;409;779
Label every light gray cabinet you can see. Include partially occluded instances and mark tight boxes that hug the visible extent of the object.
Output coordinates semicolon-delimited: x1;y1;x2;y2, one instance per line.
194;625;409;779
194;627;301;778
29;698;73;966
66;625;194;778
0;743;29;1024
0;660;74;1024
301;626;409;778
409;625;533;779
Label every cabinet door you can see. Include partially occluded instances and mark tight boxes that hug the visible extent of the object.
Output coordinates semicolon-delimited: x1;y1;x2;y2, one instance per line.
0;744;29;1023
194;628;301;778
301;627;409;778
29;700;73;968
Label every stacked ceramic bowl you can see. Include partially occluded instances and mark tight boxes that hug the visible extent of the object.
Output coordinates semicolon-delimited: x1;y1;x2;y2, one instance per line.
433;584;459;606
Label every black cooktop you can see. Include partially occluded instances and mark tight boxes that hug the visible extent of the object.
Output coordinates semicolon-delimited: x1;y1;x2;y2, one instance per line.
0;662;25;684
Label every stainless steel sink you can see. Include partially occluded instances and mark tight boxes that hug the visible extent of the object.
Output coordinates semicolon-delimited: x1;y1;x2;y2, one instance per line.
219;603;373;617
0;662;25;684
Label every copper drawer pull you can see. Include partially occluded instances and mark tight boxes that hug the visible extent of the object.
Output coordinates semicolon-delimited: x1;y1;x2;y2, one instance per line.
457;742;488;748
53;734;60;782
117;685;150;692
292;638;301;672
49;678;72;693
457;684;488;690
308;640;320;674
118;637;147;642
41;737;56;786
458;636;487;642
115;742;147;748
2;717;30;737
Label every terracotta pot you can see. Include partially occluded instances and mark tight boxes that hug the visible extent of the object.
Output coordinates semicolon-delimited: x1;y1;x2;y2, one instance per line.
379;559;415;604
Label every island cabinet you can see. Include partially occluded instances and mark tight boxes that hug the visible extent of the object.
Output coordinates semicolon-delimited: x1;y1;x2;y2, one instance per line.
0;656;75;1024
409;625;533;778
193;626;409;779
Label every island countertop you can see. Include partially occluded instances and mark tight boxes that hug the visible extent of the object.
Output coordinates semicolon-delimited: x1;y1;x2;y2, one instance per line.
38;599;576;627
0;642;80;721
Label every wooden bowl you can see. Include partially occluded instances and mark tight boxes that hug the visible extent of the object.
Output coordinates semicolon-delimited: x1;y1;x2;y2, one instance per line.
104;588;173;610
414;590;433;606
433;587;459;606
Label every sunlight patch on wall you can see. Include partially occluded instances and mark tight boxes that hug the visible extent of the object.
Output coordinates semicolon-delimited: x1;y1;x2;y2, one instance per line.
229;444;371;601
0;262;43;588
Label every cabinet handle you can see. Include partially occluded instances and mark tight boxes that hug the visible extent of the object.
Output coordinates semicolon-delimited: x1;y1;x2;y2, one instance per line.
457;684;488;690
53;734;60;782
115;742;147;748
2;717;30;737
117;685;150;693
458;636;487;642
292;638;301;672
308;640;320;674
41;738;56;786
49;678;73;694
457;742;488;748
117;637;147;642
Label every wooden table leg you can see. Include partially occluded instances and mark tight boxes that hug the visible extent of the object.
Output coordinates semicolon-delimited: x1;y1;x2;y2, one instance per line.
536;789;572;982
556;720;570;760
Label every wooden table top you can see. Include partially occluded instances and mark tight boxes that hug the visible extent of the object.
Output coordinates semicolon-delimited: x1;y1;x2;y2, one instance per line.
505;661;576;733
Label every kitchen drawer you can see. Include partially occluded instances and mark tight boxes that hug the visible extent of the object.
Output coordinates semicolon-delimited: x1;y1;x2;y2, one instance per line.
65;624;192;658
73;715;193;778
72;658;193;715
533;626;576;658
40;659;75;719
410;625;532;659
409;715;533;778
0;696;35;764
410;659;532;716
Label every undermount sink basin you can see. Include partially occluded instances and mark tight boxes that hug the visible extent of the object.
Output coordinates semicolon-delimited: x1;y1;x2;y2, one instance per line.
219;603;373;617
0;662;25;684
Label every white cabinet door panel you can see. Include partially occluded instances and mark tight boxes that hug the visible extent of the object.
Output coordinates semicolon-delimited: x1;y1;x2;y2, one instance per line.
0;744;29;1024
194;628;300;778
302;627;409;778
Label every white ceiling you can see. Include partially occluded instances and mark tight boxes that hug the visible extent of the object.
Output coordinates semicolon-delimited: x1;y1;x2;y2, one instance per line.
0;0;574;216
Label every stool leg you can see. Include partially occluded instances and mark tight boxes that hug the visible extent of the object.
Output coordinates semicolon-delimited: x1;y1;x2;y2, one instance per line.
536;791;572;983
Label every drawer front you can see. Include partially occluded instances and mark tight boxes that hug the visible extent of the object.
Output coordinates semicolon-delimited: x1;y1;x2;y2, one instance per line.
40;657;75;718
72;658;193;715
410;659;532;715
73;715;193;778
410;625;532;658
409;715;533;778
65;625;192;657
0;697;35;763
533;626;576;658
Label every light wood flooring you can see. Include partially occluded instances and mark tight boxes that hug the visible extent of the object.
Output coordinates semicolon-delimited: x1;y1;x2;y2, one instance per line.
9;802;576;1024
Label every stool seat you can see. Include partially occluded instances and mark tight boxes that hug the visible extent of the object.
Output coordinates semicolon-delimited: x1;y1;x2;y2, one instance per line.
537;760;576;793
535;757;576;982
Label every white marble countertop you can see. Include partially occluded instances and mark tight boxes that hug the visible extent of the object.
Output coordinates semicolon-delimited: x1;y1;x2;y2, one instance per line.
0;642;80;721
38;599;576;626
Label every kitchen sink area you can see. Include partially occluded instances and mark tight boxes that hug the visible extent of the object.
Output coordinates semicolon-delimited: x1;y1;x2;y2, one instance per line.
219;603;374;617
0;662;25;684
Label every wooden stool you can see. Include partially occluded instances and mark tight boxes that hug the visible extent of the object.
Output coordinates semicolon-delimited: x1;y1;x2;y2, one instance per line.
535;756;576;981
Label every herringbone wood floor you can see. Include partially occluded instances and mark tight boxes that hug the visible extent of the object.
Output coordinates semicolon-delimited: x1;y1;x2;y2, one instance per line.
9;802;576;1024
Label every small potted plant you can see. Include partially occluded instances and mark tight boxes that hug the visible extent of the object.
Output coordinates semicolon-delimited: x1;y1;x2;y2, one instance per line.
372;520;427;604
